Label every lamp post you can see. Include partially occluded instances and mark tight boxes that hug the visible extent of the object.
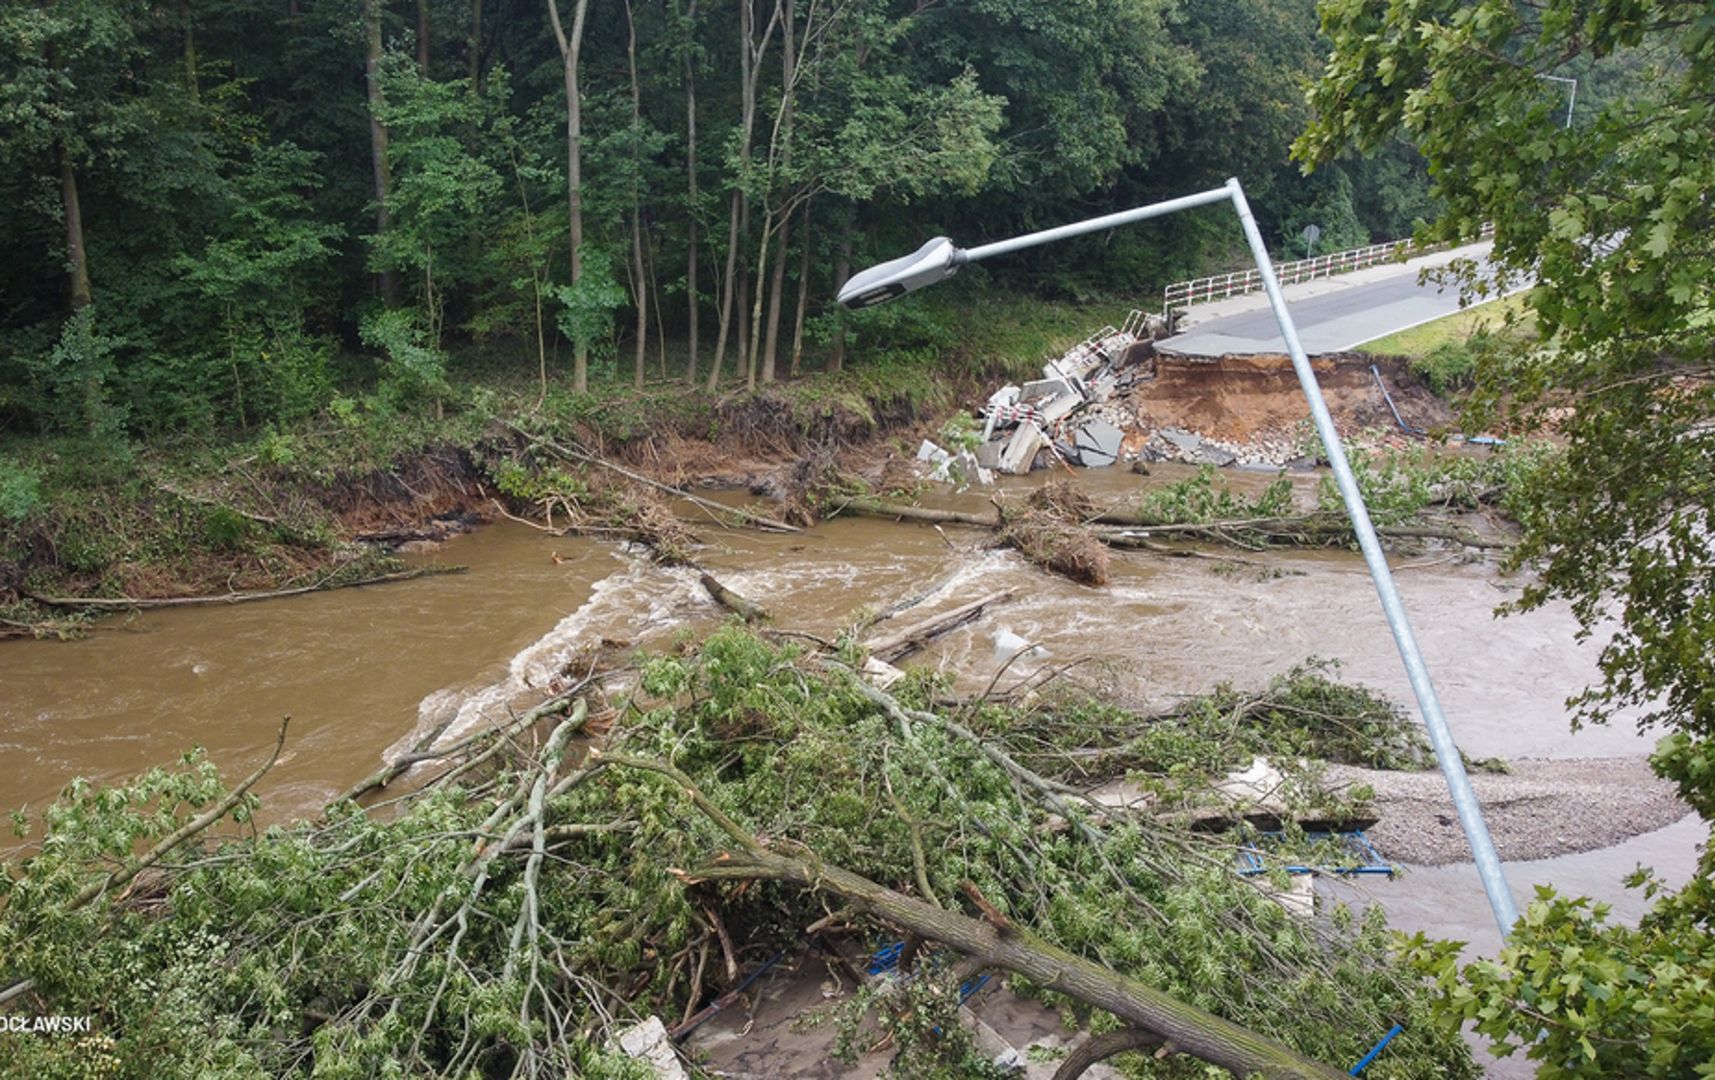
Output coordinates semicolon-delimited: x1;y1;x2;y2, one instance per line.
1537;74;1577;129
838;177;1522;937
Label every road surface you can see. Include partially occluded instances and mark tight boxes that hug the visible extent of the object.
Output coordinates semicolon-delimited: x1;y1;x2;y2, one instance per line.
1157;240;1523;357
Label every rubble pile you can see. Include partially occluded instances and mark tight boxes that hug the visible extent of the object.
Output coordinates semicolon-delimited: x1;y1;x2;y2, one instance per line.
973;324;1146;476
906;317;1456;486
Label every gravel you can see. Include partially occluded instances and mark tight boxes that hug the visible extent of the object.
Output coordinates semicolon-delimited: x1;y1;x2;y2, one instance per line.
1323;757;1690;865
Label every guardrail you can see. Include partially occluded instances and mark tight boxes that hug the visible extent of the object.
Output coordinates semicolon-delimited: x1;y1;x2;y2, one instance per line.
1161;225;1494;316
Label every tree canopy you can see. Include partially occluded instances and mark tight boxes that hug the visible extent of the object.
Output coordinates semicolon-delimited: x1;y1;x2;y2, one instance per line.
0;0;1431;438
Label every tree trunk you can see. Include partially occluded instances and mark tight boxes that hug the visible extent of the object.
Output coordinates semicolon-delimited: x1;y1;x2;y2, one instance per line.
604;756;1348;1080
178;0;199;101
625;0;647;389
363;0;401;307
761;214;788;383
547;0;592;391
468;0;482;85
682;0;700;385
758;0;796;384
736;261;751;388
706;0;777;393
706;191;741;393
416;0;431;73
829;216;852;372
789;201;811;376
57;142;92;312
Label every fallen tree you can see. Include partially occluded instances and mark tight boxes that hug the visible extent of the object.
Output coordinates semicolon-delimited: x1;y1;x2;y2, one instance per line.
599;749;1347;1079
0;628;1472;1079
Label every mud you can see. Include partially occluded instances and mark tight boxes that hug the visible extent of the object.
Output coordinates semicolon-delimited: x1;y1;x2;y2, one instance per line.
1129;352;1452;446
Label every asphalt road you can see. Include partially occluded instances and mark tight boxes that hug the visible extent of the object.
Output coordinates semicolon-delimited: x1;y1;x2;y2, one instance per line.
1157;251;1520;356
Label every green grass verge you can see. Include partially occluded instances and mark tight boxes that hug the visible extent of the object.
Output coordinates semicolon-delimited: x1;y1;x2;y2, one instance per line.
1356;290;1536;358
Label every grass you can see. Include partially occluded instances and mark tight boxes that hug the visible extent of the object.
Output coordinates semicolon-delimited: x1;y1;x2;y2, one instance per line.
1356;289;1536;358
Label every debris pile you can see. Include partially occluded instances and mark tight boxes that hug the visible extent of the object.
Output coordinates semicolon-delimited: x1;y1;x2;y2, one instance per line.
976;324;1146;475
901;315;1460;484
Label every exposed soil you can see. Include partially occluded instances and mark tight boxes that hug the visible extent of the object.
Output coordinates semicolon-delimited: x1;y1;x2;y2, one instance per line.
1128;351;1453;447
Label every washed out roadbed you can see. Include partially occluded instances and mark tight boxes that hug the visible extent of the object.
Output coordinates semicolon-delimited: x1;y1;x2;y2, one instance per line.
1326;757;1688;864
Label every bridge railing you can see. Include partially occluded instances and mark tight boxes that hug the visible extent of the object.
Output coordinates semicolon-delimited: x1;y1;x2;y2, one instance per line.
1160;224;1495;317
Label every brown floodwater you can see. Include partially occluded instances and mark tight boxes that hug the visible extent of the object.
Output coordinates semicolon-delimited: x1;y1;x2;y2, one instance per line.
0;464;1697;966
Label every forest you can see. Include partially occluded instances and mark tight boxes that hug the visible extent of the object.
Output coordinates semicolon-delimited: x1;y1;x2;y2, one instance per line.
3;1;1713;1077
0;0;1435;441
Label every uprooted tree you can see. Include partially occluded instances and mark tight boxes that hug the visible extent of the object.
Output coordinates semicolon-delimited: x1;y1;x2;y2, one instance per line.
1;627;1476;1078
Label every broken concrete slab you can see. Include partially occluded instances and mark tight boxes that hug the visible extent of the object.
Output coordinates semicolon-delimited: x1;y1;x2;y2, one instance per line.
1160;427;1203;453
1020;377;1076;405
1073;418;1124;467
1038;391;1085;427
998;423;1047;475
613;1017;690;1079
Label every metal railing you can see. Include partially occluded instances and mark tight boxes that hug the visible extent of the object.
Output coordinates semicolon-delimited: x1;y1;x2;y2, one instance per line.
1161;224;1495;316
1050;324;1135;378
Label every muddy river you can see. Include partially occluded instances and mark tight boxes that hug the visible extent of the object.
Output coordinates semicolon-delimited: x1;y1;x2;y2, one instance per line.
1;463;1699;1065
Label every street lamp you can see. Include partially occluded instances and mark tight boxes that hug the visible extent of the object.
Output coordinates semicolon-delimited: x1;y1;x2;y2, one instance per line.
1537;74;1577;130
839;177;1522;938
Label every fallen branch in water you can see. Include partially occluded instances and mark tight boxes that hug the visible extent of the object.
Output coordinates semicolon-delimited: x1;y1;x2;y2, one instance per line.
824;494;1510;553
25;567;463;610
504;421;801;533
333;678;595;806
829;495;999;529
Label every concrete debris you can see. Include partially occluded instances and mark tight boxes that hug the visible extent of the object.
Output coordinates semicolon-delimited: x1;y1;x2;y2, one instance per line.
968;323;1168;476
1072;418;1124;468
999;423;1048;476
862;656;906;689
992;627;1046;664
915;439;993;487
613;1017;690;1079
1214;756;1290;818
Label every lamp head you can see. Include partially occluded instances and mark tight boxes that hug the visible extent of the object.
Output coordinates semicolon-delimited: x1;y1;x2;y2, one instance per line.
836;237;963;309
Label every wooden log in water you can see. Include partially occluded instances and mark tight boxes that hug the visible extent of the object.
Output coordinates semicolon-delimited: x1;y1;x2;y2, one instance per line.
863;589;1014;662
700;572;769;622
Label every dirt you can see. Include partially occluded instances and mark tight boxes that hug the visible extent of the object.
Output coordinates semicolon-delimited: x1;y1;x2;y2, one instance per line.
1128;352;1453;447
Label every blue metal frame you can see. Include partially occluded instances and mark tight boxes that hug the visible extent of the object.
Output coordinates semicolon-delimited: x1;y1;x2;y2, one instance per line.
1235;829;1396;877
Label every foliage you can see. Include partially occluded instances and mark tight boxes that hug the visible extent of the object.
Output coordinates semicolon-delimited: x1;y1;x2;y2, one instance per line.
0;461;41;525
1135;466;1295;524
0;0;1441;439
1299;0;1715;1066
1405;882;1715;1077
1316;445;1553;528
0;629;1476;1078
